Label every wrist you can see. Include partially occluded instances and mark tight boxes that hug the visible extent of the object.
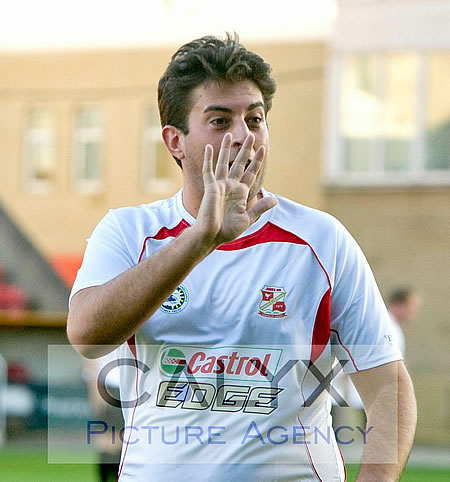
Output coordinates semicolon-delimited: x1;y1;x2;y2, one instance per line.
181;224;220;258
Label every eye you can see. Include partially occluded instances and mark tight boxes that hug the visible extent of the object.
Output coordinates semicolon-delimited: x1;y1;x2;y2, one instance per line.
210;118;229;127
248;116;263;127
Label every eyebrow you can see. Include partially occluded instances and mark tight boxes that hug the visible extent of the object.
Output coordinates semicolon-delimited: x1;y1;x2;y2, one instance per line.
203;101;265;114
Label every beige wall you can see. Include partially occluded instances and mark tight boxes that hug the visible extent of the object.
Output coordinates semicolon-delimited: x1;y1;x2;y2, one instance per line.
0;47;181;255
0;42;326;257
254;43;325;209
326;188;450;443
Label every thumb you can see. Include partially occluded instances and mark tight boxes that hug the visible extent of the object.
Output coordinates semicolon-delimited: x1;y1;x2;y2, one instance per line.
247;197;278;225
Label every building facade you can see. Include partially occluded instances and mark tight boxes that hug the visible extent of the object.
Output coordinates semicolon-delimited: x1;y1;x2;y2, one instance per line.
323;0;450;444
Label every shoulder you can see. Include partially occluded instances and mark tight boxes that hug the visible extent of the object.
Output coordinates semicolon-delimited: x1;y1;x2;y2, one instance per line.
106;193;183;238
265;192;360;277
268;192;345;241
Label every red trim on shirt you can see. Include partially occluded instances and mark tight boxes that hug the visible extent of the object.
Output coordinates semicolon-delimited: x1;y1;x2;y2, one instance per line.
138;219;310;257
330;328;359;372
127;334;137;358
152;219;191;240
137;219;190;263
338;443;347;481
217;221;308;251
296;416;324;482
217;221;331;285
311;288;331;363
118;336;140;480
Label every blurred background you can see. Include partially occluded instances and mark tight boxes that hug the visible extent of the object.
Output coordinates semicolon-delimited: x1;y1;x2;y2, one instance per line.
0;0;449;480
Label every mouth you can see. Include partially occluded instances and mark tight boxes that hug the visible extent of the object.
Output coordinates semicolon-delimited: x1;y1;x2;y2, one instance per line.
229;159;252;171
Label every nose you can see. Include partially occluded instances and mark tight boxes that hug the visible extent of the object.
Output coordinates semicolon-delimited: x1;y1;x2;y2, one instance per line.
230;119;251;149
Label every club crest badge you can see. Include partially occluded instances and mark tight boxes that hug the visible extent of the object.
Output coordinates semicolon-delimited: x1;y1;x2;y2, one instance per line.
159;284;189;314
259;285;287;318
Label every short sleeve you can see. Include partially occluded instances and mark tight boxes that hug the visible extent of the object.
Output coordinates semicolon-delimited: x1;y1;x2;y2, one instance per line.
330;223;402;373
69;210;135;306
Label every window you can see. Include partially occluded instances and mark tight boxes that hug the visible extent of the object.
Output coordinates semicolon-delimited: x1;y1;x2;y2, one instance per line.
72;107;104;193
426;53;450;171
328;52;450;185
141;108;174;192
23;107;55;192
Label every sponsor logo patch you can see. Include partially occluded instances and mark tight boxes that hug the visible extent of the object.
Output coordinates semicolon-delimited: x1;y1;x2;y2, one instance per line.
159;284;189;314
159;345;283;382
258;285;287;318
160;348;187;375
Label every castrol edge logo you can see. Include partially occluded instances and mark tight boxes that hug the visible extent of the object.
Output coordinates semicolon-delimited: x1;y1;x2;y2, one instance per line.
159;345;283;382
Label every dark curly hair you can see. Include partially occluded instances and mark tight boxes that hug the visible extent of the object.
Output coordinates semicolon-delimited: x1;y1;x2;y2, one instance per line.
158;33;277;167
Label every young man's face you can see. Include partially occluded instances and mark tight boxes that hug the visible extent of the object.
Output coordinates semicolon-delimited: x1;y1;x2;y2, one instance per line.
180;79;270;206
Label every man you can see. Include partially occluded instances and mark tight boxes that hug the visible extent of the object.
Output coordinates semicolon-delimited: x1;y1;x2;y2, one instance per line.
387;287;422;356
68;34;416;481
83;352;123;482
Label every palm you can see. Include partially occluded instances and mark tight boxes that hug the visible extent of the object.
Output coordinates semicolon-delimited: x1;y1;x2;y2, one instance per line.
205;177;251;242
196;133;277;247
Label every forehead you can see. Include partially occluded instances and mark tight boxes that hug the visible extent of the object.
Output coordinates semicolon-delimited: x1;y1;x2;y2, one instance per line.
189;80;264;113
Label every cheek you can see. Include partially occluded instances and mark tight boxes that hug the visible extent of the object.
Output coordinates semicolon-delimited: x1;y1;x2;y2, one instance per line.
256;130;269;150
184;137;204;161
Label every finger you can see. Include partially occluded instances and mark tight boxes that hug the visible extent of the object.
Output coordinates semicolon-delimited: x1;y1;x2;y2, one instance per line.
202;144;215;185
215;132;232;179
247;197;278;225
228;134;255;180
240;145;265;187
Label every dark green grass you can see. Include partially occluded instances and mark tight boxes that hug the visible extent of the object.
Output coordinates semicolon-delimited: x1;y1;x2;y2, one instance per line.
0;449;98;482
346;464;450;481
1;450;449;481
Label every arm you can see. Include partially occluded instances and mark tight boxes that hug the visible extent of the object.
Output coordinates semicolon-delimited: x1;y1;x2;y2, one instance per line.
67;226;215;358
67;133;277;358
349;360;417;482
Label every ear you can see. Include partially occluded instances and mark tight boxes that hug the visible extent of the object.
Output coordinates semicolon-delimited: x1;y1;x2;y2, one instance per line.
162;125;186;162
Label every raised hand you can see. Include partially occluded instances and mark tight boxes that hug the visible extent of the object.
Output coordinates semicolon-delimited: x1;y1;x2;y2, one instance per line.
193;132;278;248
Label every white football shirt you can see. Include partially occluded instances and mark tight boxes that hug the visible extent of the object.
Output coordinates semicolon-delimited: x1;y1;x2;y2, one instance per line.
71;189;402;481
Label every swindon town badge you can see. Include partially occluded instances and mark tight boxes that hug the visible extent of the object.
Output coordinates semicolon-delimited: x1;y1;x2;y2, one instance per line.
259;285;287;318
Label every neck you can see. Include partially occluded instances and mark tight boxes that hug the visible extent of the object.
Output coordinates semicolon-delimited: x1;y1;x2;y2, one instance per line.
181;185;202;218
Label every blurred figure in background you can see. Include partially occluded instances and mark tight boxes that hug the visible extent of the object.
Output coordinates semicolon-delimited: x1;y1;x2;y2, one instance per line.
332;286;421;431
387;286;422;357
84;352;123;482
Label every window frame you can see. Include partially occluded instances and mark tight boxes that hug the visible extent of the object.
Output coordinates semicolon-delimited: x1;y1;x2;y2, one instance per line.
324;51;450;186
22;105;56;194
71;105;104;194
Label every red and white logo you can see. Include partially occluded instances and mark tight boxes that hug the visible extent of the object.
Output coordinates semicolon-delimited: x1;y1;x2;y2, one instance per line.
259;285;287;318
159;345;283;382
